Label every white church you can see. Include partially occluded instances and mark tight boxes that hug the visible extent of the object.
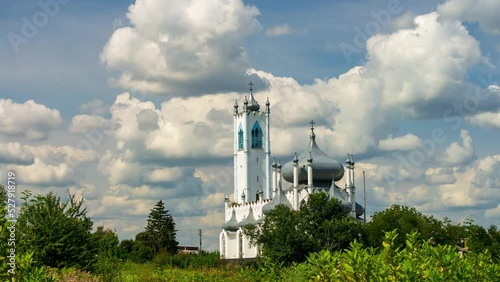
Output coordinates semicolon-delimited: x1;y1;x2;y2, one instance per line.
219;83;364;259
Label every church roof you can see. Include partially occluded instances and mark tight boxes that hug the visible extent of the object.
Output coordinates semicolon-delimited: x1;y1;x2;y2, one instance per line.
245;82;260;112
238;207;259;227
262;180;292;215
222;209;239;231
282;120;344;183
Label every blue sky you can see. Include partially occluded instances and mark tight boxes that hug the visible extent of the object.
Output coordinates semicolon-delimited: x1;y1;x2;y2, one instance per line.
1;0;500;250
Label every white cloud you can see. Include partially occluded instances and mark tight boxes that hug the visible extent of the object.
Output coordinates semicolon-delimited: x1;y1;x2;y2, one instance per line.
467;111;500;129
79;99;108;115
378;134;423;151
266;23;294;36
425;167;456;185
145;167;183;183
100;0;262;95
24;144;98;167
472;155;500;189
0;99;62;140
69;114;114;134
7;158;73;186
98;152;143;186
443;129;475;165
0;142;34;165
438;0;500;34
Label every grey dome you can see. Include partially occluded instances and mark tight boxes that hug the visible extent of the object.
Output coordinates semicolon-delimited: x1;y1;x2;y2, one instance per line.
222;210;239;231
245;82;260;112
238;207;259;227
282;124;344;183
262;183;292;215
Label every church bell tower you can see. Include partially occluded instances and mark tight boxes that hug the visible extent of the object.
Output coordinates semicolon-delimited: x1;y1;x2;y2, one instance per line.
233;82;271;203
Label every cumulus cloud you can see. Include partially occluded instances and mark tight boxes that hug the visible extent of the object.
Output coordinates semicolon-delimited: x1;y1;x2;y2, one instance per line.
425;167;457;185
79;99;108;115
0;142;34;165
466;111;500;129
0;99;62;140
266;23;294;36
443;129;475;165
24;144;98;167
100;0;262;95
69;115;114;134
438;0;500;34
7;158;73;186
378;134;423;151
144;167;183;183
472;155;500;189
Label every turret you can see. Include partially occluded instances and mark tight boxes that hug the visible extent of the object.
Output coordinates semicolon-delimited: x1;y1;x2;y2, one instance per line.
307;152;313;194
293;152;299;209
345;154;356;218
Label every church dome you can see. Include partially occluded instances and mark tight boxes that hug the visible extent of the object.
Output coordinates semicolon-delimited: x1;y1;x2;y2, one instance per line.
282;121;344;183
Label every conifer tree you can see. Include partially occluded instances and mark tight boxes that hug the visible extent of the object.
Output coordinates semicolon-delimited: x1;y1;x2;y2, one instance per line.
142;200;178;255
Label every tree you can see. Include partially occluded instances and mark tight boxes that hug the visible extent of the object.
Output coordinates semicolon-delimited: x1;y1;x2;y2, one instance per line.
16;190;95;270
92;226;120;257
245;192;362;265
141;200;178;256
364;205;444;249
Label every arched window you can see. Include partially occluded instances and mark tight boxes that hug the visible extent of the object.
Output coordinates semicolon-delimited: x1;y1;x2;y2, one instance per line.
221;233;226;257
251;121;263;148
238;124;243;150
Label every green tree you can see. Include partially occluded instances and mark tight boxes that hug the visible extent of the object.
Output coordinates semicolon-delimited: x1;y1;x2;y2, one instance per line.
16;190;95;270
92;226;120;257
141;200;178;256
245;192;362;265
365;204;444;249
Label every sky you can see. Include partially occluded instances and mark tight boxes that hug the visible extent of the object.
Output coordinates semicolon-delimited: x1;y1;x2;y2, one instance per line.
1;0;500;251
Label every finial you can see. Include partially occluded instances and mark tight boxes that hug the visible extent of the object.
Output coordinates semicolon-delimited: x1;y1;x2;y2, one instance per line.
265;97;270;106
244;96;248;104
272;158;277;168
249;81;253;93
224;194;229;202
350;154;355;165
293;152;299;164
277;159;282;169
346;154;351;165
309;119;316;140
241;191;246;200
233;99;239;115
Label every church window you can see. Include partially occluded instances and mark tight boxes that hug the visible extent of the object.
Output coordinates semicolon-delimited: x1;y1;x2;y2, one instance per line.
238;124;243;150
221;234;226;256
251;121;263;148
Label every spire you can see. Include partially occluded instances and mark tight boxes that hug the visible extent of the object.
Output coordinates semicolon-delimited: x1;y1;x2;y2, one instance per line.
265;97;270;114
309;119;316;140
247;81;260;111
233;99;239;116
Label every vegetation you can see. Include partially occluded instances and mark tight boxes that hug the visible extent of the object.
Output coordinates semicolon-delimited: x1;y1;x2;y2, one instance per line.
1;185;500;281
244;192;365;265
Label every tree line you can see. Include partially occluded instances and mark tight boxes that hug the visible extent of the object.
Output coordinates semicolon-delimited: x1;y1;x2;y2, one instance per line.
0;185;178;280
1;184;499;280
